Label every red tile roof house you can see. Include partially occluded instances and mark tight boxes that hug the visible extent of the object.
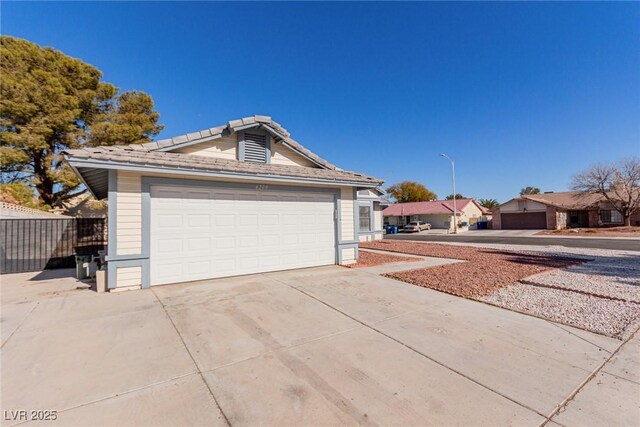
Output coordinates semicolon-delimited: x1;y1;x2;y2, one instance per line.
383;199;491;232
492;190;640;230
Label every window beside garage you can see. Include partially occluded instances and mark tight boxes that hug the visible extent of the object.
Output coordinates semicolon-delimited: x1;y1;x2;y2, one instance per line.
600;210;623;224
359;205;372;231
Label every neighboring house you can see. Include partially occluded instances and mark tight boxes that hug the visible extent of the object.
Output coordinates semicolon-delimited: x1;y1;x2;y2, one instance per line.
356;187;389;242
492;190;640;230
63;115;383;291
63;194;108;218
383;199;490;231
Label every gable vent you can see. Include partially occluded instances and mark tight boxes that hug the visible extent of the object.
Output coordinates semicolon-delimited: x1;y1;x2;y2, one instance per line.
244;133;267;163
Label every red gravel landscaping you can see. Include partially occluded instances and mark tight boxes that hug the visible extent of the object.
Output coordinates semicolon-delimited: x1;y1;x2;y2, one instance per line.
360;241;584;298
345;250;423;268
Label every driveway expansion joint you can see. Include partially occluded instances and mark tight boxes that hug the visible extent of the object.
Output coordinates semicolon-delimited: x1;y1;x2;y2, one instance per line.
547;322;614;354
541;329;637;426
7;372;199;427
267;274;549;420
0;301;39;350
151;288;231;427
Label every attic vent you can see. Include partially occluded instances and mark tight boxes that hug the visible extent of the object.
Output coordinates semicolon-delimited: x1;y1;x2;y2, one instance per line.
244;133;267;163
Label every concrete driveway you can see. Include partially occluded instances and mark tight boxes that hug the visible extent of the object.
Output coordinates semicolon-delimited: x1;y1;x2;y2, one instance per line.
2;266;638;426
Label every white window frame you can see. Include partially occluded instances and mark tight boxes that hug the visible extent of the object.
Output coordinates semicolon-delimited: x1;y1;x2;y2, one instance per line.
359;205;372;232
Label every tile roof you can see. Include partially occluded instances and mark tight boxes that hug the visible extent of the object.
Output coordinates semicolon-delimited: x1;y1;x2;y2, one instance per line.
139;115;338;170
518;190;622;209
383;199;477;216
63;145;383;186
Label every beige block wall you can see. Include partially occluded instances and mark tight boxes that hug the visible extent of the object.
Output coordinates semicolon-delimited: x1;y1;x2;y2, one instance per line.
271;142;317;167
340;187;355;242
116;171;143;255
173;135;237;160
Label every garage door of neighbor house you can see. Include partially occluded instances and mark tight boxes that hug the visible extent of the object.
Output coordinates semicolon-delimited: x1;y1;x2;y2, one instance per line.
500;212;547;229
150;185;336;286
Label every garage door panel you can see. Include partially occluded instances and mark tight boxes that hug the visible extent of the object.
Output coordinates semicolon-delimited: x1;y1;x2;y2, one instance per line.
214;214;234;226
157;214;183;228
150;185;336;285
153;188;183;201
187;238;210;252
185;190;210;202
239;236;259;248
239;214;258;226
187;260;212;277
157;238;183;254
188;214;210;227
501;212;547;229
262;214;279;226
283;215;298;225
157;262;183;281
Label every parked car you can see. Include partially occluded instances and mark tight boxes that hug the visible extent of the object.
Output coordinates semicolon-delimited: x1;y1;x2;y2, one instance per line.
403;221;431;232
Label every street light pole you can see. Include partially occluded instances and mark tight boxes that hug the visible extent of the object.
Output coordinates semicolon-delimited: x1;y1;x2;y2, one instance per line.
440;153;457;234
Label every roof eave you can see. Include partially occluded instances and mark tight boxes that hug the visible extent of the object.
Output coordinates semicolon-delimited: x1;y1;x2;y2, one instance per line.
63;155;103;200
66;157;382;190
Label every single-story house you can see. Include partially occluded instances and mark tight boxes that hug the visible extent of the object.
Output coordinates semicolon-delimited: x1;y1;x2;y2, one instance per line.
63;115;383;291
356;187;389;242
492;190;640;230
383;199;490;231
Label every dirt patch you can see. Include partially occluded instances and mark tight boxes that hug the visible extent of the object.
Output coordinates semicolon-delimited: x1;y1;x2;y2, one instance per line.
537;226;640;238
361;241;583;298
345;250;423;269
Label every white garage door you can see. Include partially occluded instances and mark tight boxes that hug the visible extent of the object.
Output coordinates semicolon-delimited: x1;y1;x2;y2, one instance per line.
150;185;336;286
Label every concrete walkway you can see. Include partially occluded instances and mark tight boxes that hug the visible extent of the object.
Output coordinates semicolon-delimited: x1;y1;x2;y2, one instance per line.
1;267;638;426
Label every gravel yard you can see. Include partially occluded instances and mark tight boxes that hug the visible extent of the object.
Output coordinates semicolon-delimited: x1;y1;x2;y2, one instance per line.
361;241;583;298
523;254;640;303
345;250;423;268
479;284;640;338
361;240;640;339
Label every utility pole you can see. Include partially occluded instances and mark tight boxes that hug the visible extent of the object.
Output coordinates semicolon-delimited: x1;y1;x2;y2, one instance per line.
440;153;457;234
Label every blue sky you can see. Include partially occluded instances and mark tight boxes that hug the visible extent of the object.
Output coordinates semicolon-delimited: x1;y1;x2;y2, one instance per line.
3;1;639;202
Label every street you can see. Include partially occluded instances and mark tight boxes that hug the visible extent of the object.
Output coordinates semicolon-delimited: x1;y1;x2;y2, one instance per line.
384;233;640;251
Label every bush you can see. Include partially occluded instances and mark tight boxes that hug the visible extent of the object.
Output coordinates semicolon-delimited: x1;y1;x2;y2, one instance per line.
0;183;50;210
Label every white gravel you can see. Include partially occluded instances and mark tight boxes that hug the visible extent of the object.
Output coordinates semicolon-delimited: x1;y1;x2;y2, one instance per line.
426;242;640;338
524;255;640;303
441;242;640;301
478;283;640;339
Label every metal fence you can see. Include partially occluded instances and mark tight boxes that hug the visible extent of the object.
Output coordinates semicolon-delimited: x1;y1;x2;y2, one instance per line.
0;218;107;274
